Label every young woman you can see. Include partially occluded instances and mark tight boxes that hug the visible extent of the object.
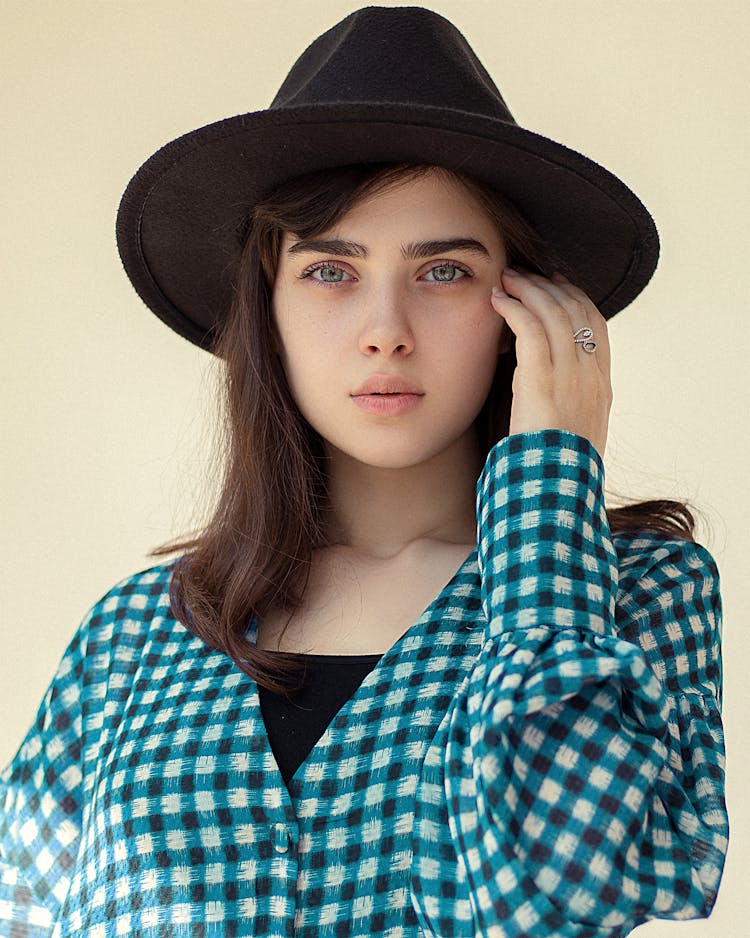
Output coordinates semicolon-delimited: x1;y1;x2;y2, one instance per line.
0;7;727;937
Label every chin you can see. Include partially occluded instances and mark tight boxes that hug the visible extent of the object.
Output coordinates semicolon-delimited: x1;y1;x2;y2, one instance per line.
331;432;469;472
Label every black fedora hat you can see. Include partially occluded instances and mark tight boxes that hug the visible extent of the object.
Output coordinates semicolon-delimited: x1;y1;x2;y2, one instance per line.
116;4;659;353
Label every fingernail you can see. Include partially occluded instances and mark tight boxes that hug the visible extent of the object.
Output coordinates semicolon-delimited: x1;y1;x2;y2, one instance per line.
552;271;568;282
492;286;508;298
503;267;518;276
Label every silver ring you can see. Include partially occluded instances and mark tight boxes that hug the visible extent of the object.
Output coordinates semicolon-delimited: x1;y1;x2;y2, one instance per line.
573;327;597;353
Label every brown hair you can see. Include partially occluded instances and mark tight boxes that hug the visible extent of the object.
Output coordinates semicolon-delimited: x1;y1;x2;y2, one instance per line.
151;162;704;698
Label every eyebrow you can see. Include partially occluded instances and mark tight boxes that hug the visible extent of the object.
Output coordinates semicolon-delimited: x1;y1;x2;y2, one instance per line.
286;236;492;261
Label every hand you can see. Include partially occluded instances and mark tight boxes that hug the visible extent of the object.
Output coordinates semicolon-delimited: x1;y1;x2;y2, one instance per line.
490;268;612;461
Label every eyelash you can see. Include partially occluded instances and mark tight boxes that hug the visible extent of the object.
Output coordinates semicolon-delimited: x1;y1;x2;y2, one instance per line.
297;260;474;287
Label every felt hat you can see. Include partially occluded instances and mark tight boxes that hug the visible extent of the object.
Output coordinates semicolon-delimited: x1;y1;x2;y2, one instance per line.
116;4;659;353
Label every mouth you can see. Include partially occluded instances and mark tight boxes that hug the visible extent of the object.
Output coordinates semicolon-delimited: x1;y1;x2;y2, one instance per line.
350;391;424;416
351;374;424;396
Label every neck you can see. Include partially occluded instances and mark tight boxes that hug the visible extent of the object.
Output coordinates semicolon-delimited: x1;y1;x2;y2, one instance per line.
323;428;483;559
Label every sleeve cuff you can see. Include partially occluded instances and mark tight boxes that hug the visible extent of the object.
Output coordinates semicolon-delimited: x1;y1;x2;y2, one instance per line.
476;429;618;638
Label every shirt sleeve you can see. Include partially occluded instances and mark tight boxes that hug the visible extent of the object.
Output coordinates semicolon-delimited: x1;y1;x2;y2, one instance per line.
0;620;89;936
447;428;728;937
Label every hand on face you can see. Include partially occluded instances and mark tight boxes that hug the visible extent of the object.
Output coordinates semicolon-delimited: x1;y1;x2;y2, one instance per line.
491;269;612;462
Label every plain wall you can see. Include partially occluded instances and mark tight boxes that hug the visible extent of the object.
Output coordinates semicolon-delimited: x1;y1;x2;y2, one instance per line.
2;2;748;934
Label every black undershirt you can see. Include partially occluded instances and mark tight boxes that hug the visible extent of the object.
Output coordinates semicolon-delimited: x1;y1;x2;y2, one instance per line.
257;653;383;787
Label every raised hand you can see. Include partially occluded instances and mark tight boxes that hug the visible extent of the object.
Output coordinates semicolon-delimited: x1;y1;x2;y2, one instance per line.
491;268;612;461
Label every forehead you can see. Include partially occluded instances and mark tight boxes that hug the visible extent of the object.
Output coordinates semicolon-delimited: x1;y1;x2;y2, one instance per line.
347;171;487;218
280;171;500;252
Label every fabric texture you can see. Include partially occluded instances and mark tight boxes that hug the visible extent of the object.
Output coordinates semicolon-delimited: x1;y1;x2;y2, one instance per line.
0;429;727;937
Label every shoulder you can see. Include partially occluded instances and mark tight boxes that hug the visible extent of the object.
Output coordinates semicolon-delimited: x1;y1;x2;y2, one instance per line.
612;530;720;595
2;559;189;764
86;557;180;620
77;557;187;657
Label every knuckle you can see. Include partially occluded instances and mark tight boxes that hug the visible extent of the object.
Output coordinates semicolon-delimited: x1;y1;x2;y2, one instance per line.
567;298;587;320
550;305;570;326
526;319;546;338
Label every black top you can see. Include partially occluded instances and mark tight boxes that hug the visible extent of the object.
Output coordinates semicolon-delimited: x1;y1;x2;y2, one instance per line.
258;653;383;786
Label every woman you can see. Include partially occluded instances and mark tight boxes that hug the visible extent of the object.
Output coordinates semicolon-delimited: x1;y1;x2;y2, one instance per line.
0;6;727;937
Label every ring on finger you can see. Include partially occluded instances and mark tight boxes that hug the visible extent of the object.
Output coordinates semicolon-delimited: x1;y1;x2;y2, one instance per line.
573;326;597;354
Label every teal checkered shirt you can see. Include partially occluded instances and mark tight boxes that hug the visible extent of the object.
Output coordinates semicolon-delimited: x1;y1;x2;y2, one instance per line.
0;430;727;936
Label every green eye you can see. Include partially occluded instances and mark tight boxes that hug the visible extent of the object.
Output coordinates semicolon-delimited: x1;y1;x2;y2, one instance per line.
299;262;353;284
424;263;470;283
317;265;345;282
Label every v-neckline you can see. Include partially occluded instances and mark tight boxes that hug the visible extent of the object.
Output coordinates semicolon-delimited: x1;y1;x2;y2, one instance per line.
249;547;479;791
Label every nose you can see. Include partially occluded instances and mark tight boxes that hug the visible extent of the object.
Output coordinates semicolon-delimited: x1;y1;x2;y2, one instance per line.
357;289;415;358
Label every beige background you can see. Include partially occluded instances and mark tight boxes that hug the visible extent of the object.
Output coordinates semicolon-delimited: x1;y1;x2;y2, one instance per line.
2;1;747;934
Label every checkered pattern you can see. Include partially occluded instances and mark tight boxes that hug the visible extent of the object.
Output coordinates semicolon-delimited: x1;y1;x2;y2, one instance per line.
0;429;727;937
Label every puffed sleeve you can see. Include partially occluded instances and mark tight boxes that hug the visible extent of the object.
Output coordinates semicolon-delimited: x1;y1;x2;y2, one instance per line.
0;621;89;936
445;429;727;937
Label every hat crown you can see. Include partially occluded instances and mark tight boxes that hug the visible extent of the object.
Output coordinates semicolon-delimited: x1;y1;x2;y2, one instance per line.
117;4;659;350
270;5;515;123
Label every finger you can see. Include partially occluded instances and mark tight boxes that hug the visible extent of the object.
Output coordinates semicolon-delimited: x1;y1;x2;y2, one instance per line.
501;268;584;368
491;288;552;373
516;269;611;378
550;273;611;377
520;269;583;311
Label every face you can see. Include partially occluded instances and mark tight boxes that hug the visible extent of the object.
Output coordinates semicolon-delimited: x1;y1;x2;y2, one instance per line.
271;170;510;470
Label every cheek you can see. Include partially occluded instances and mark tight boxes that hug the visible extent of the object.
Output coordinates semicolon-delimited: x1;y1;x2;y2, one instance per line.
460;313;506;395
272;292;329;378
275;325;342;418
436;317;503;396
460;302;506;357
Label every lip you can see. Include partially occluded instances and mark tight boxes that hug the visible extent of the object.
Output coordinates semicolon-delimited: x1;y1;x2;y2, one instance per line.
351;393;423;416
351;374;423;396
350;373;424;417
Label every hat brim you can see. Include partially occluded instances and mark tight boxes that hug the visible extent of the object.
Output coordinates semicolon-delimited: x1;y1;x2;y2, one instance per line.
116;102;659;351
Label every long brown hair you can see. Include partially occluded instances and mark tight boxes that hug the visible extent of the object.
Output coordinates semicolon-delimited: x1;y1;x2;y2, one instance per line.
151;162;704;697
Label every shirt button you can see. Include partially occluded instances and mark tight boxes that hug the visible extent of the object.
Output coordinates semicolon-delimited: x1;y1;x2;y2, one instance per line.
273;822;290;854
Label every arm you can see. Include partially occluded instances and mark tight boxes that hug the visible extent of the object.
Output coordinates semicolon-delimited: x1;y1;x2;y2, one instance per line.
0;624;89;936
448;429;727;936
